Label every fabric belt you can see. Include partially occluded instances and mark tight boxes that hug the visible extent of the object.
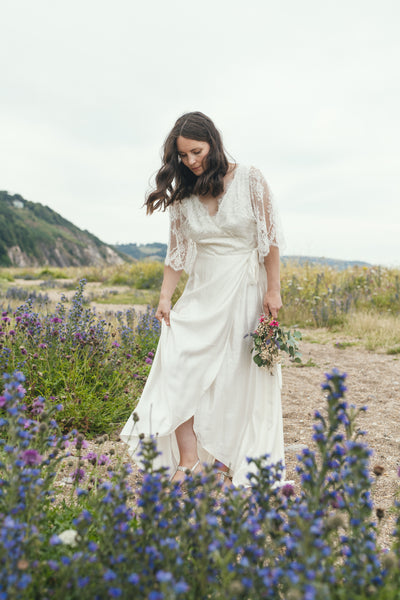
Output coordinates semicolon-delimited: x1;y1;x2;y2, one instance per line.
248;248;260;285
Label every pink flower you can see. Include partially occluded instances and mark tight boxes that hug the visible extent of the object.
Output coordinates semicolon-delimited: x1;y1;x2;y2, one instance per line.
269;320;279;328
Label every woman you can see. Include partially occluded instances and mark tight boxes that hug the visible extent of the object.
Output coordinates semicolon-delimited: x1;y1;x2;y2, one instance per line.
120;111;285;487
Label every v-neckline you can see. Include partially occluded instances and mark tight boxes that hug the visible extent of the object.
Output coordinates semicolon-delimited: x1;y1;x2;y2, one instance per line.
195;164;240;218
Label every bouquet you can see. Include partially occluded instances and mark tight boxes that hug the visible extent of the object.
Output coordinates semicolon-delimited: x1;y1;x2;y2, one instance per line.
249;315;302;373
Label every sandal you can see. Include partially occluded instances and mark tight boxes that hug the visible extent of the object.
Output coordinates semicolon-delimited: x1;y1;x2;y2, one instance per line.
215;469;232;486
171;459;201;482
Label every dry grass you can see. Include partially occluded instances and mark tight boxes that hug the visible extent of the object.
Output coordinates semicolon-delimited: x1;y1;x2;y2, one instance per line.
343;311;400;353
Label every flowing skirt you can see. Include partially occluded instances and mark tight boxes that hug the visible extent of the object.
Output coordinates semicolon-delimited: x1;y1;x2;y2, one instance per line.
120;247;285;487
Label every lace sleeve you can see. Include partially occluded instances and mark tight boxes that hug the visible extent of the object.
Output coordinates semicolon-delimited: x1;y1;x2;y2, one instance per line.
249;166;285;261
164;201;196;274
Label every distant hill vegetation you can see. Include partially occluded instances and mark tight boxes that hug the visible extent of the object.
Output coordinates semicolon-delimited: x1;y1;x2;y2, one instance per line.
115;243;371;270
0;191;126;268
281;256;371;270
114;243;167;262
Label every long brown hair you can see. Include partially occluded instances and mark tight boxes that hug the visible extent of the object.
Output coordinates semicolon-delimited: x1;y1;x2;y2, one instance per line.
145;112;230;214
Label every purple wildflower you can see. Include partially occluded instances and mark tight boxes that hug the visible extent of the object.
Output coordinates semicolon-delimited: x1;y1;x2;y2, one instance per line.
49;534;62;546
20;449;43;466
71;468;86;482
281;483;295;498
31;399;45;415
175;581;189;593
85;452;98;465
156;571;173;583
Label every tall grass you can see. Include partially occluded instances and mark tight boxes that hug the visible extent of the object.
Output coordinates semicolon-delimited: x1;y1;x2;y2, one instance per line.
280;262;400;328
343;311;400;352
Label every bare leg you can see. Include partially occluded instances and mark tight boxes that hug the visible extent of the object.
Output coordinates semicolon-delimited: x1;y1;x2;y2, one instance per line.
214;459;231;488
172;416;201;482
171;416;230;484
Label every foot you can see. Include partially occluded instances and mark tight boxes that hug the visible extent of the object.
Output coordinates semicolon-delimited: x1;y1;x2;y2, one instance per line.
215;468;232;488
171;459;202;483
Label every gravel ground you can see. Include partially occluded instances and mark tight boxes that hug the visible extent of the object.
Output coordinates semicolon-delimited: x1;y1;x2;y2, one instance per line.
282;336;400;549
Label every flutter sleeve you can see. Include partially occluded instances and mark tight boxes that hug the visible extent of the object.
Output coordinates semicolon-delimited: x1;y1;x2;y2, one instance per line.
164;201;196;274
249;166;285;262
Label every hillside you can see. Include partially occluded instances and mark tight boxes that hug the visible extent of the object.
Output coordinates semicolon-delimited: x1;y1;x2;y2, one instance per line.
281;255;371;270
0;191;126;267
115;243;371;270
114;242;166;262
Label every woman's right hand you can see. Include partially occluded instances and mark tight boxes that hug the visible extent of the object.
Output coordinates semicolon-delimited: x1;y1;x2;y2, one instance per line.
155;297;172;326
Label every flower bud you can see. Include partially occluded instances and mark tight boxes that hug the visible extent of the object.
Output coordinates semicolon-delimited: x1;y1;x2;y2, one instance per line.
373;465;385;476
382;551;397;571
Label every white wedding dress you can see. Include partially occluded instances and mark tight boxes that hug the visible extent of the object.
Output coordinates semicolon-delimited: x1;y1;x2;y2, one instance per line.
120;164;286;487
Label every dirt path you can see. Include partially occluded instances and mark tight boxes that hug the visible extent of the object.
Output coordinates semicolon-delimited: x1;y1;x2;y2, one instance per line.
282;338;400;548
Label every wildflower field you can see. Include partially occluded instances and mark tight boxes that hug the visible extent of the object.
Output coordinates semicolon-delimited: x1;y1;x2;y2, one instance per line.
1;261;400;598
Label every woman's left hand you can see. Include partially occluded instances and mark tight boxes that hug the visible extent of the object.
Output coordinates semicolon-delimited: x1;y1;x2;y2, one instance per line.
263;290;282;320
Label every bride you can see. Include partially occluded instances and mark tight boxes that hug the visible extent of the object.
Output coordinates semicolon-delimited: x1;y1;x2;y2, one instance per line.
120;111;285;487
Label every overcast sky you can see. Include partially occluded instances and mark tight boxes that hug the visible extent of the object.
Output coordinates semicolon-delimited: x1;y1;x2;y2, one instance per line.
1;0;399;266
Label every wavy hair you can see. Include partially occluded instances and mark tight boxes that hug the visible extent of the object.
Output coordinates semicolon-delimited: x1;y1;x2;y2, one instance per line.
145;112;230;214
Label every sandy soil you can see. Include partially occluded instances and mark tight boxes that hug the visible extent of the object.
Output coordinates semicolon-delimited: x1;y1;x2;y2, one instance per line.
281;337;400;548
